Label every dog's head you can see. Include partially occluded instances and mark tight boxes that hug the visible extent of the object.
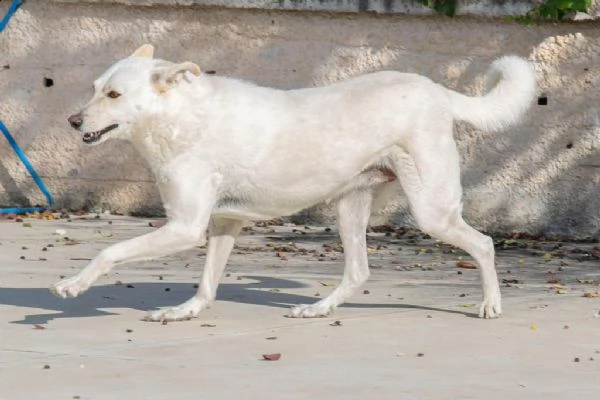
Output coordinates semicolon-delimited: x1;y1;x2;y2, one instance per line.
67;44;201;145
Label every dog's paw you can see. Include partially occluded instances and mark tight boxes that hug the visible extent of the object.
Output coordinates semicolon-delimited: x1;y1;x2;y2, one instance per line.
50;276;90;298
143;298;206;322
479;293;502;319
288;303;334;318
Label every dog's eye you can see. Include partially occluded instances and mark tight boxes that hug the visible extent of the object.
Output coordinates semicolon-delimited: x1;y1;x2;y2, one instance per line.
107;90;121;99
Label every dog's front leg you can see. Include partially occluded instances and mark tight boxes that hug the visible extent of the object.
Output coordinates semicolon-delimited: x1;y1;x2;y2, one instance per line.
51;173;218;299
144;217;244;322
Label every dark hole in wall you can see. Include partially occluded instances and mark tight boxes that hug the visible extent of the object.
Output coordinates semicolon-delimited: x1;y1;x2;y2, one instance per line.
537;96;548;106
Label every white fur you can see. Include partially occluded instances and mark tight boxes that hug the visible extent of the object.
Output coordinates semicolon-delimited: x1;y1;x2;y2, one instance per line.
51;45;537;321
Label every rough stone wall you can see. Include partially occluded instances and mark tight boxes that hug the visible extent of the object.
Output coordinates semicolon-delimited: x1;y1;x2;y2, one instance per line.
1;0;599;236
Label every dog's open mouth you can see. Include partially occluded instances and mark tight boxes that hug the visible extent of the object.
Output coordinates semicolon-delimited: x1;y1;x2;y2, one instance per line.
82;124;119;144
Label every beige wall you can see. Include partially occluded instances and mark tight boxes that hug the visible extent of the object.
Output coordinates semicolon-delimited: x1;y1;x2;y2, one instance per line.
1;1;599;236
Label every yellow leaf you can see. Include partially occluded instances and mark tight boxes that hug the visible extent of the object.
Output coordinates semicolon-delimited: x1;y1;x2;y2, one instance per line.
556;289;568;295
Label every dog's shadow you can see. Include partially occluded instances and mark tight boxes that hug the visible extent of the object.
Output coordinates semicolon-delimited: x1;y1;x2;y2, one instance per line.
0;275;472;324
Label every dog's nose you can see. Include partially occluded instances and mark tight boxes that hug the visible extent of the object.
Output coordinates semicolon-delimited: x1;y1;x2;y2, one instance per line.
68;113;83;129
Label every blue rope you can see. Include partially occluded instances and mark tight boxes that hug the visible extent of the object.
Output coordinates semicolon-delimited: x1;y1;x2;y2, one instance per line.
0;0;23;33
0;121;55;214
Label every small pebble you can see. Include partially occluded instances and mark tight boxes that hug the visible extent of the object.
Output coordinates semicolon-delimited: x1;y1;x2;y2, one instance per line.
164;288;171;292
22;246;28;250
330;320;342;326
42;247;47;251
363;290;370;295
417;353;425;357
19;256;25;260
126;284;134;288
126;329;133;333
43;364;51;369
574;357;580;362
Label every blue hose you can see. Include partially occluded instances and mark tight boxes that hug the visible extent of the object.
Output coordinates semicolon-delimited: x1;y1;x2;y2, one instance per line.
1;1;54;215
0;121;55;214
0;0;23;33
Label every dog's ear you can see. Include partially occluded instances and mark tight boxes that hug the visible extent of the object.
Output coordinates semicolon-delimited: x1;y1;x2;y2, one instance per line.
151;62;201;93
131;44;154;59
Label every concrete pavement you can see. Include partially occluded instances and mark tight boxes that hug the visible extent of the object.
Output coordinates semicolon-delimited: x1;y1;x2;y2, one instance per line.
1;214;599;399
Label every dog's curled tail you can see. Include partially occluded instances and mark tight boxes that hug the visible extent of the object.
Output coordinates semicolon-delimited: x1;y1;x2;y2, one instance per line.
447;56;537;132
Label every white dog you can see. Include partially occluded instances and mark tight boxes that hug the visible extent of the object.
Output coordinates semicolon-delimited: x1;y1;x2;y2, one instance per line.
52;44;536;322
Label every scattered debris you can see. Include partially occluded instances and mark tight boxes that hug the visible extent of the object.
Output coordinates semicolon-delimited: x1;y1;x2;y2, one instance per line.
200;324;216;328
262;353;281;361
456;260;477;269
329;320;342;327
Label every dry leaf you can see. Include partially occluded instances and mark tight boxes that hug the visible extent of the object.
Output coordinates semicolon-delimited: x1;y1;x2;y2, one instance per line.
262;353;281;361
33;324;46;330
577;279;596;285
556;289;568;295
583;291;599;298
456;261;477;269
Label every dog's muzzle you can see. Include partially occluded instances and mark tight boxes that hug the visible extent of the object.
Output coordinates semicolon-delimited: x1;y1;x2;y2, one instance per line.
82;124;119;144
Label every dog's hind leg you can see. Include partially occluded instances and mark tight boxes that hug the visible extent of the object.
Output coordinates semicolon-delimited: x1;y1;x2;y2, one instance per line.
392;141;501;319
290;189;373;318
144;217;243;322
